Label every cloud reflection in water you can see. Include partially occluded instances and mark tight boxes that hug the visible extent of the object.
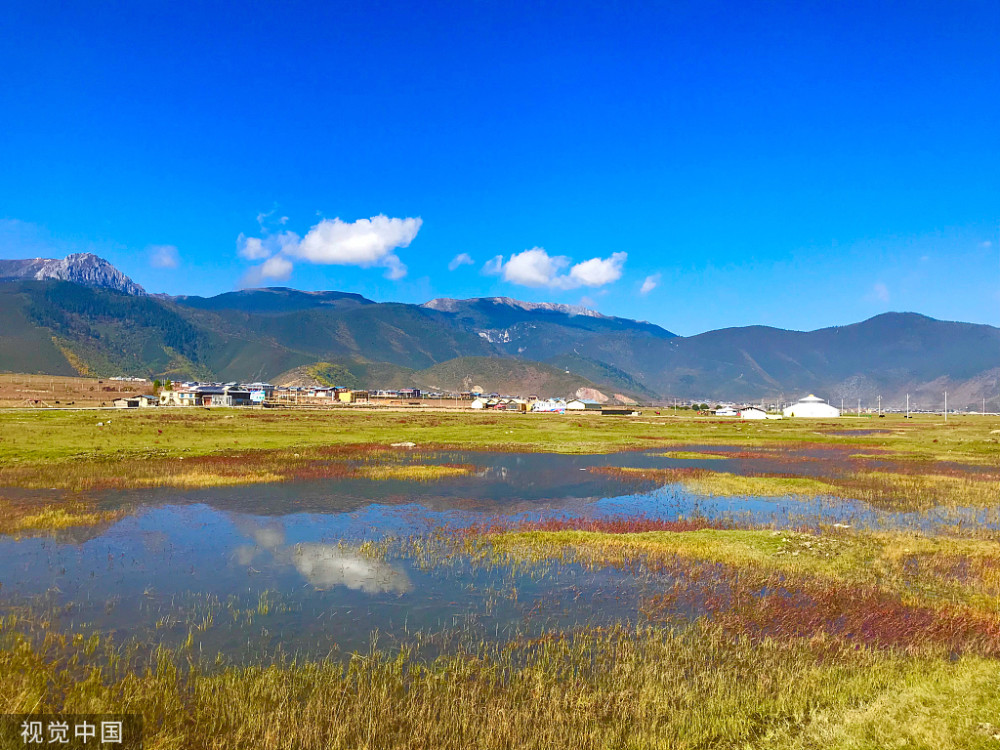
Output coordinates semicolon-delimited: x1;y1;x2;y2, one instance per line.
290;543;413;594
231;516;412;594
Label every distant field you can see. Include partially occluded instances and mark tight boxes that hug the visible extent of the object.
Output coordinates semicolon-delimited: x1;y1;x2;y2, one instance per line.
0;404;996;458
0;406;997;496
0;372;149;407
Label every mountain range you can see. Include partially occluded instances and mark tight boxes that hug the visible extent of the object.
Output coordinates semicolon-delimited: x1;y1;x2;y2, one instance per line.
0;253;997;409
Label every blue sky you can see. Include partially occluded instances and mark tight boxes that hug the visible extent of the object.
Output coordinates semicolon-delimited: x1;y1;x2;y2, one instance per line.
1;1;997;336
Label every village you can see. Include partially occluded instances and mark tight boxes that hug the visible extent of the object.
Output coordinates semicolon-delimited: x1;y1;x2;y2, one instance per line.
104;379;861;418
114;381;645;414
3;373;966;418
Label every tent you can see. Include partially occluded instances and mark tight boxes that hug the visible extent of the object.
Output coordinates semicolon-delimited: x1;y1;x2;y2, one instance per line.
782;394;840;418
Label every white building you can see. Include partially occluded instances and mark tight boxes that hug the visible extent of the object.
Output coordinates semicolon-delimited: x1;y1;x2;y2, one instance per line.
739;406;767;419
470;397;488;410
782;394;840;418
566;399;602;411
714;406;738;416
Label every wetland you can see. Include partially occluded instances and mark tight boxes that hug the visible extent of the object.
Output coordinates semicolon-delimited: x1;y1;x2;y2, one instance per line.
1;409;999;748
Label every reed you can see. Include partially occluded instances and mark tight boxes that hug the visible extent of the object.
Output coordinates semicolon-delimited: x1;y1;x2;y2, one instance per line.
1;620;994;750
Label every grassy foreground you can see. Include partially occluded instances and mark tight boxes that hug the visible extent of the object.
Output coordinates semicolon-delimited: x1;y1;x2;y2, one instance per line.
3;621;998;750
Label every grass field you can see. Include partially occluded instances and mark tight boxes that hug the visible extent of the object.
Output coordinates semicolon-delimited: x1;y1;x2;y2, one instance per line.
2;408;1000;748
0;408;997;510
0;407;997;467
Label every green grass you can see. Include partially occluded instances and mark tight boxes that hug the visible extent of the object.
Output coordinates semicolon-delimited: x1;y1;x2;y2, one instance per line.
2;410;998;465
0;409;997;503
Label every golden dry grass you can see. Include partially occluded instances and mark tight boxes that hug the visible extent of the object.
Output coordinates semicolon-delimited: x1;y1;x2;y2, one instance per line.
0;499;125;536
2;622;996;750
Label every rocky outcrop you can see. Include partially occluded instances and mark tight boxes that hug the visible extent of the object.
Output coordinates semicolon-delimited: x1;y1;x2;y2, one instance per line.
0;253;146;295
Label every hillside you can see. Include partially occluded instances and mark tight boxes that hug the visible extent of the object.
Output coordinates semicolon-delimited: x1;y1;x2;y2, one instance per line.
0;254;998;409
641;313;1000;408
410;357;614;398
165;287;373;313
273;356;630;400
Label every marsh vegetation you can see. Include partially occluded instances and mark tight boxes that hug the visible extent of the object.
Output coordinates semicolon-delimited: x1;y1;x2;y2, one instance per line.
1;410;998;747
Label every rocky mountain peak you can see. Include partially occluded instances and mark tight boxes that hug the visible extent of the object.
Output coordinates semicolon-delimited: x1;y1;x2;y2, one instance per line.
0;253;146;295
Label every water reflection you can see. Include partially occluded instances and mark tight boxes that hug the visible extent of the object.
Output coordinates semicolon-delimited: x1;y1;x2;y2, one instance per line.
231;517;412;593
1;448;997;660
290;544;412;593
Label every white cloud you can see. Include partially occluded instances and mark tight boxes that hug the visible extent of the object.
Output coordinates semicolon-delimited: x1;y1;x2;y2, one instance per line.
640;273;661;295
148;245;180;269
485;247;627;290
569;252;626;287
982;240;994;249
256;209;290;231
383;254;407;280
242;255;294;287
260;255;293;280
502;247;571;287
238;234;269;260
448;252;474;271
872;281;890;302
294;215;421;268
482;255;504;275
236;214;421;282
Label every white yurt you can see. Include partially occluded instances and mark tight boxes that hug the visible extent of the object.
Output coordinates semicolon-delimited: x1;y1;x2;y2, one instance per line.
782;394;840;418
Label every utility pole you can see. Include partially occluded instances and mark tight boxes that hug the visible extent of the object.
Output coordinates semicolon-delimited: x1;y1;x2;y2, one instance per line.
878;394;881;415
906;393;910;419
944;391;947;422
857;398;861;417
